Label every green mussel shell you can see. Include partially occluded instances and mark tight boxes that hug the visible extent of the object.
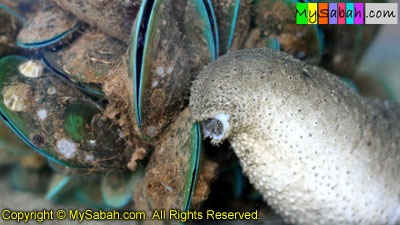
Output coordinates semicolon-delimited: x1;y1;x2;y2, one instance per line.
45;174;74;201
42;29;127;96
0;119;32;155
53;0;142;43
134;109;201;224
129;0;218;141
0;56;131;170
16;2;81;48
211;0;254;55
101;167;144;208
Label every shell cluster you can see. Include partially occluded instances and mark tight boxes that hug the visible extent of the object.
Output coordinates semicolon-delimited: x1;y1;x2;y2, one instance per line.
0;0;395;225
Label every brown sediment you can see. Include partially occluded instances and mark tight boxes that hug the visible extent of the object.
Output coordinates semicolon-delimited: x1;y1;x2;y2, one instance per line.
191;159;218;207
53;29;127;85
17;2;79;45
228;0;252;52
134;109;206;222
210;0;251;55
244;0;321;64
127;147;147;171
100;59;145;154
128;0;216;140
53;0;142;43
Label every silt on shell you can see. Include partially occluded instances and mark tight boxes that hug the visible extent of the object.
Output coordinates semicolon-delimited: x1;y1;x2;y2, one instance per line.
128;0;218;141
134;108;202;224
52;0;142;43
0;55;133;171
16;1;81;48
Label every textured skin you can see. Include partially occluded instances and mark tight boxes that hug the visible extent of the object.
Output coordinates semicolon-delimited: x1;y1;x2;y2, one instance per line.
190;48;400;225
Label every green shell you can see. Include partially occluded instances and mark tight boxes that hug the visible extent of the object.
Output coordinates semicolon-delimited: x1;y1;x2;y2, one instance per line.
129;0;218;141
134;109;201;222
42;29;127;97
53;0;142;43
101;166;144;208
0;119;32;155
210;0;241;55
16;2;81;48
45;174;74;201
0;56;130;170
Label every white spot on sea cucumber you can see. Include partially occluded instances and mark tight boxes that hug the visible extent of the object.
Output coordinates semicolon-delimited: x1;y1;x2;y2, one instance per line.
162;20;166;26
37;109;47;120
159;147;164;154
89;140;96;146
57;138;76;159
152;80;159;88
156;67;165;78
18;60;43;78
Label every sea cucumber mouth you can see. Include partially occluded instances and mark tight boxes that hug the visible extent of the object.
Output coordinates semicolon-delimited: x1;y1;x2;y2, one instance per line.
202;113;230;141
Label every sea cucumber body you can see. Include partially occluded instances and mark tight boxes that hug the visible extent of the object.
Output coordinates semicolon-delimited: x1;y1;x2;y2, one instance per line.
190;48;400;225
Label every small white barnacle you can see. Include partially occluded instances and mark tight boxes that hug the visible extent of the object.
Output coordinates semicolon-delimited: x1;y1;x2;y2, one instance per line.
18;60;43;78
2;83;32;112
37;109;48;120
156;66;165;78
190;48;400;225
57;138;76;159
